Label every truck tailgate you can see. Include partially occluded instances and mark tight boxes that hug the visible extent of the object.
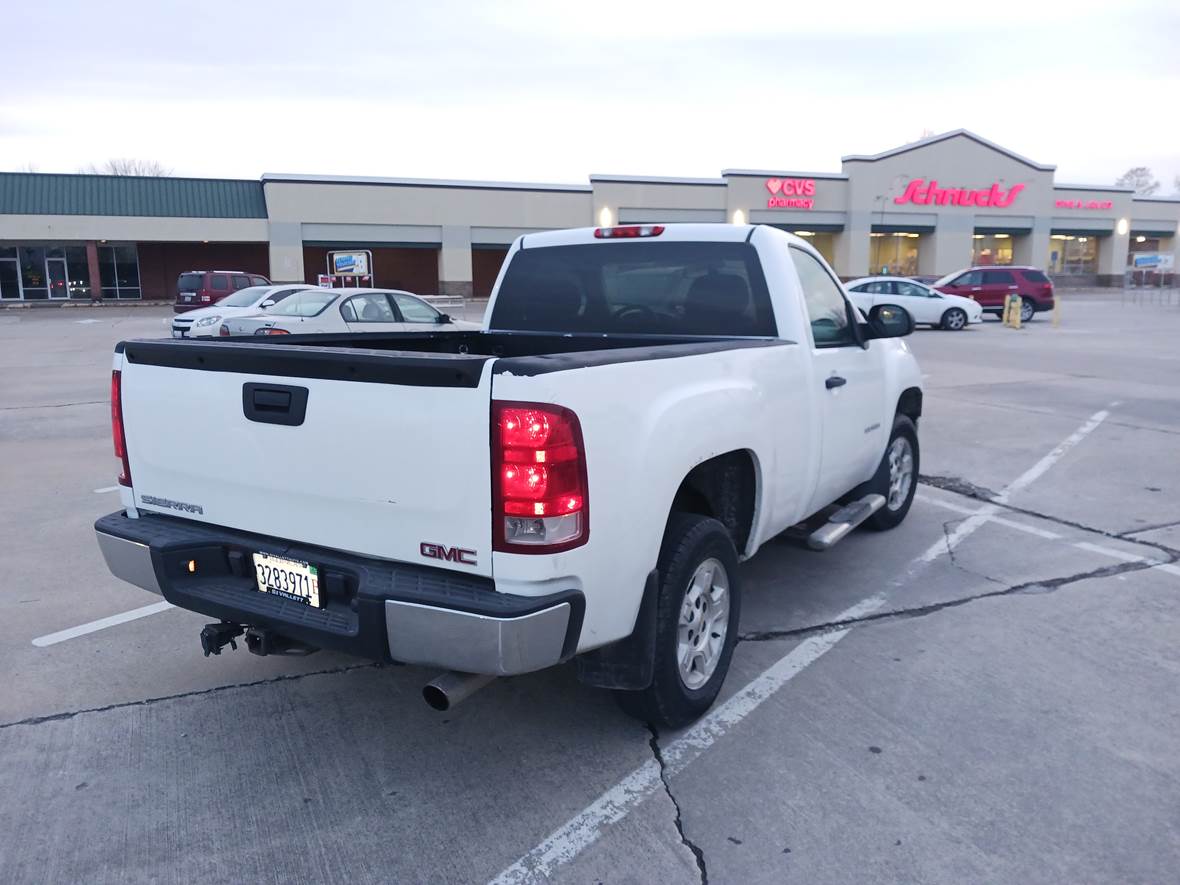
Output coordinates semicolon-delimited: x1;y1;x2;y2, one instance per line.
117;342;495;578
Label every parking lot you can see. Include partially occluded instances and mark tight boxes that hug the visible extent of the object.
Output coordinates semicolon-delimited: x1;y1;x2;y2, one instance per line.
2;296;1178;884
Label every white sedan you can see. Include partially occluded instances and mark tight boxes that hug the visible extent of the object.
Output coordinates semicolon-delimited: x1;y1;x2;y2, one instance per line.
846;276;983;331
170;284;316;338
220;287;479;336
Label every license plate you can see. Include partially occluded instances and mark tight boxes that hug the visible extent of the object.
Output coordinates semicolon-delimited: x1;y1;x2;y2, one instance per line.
252;552;321;607
172;330;184;338
183;294;194;302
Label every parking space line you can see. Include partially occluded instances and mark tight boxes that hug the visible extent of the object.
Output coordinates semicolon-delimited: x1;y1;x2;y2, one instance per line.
93;486;120;494
494;409;1118;883
917;494;1063;540
31;601;174;648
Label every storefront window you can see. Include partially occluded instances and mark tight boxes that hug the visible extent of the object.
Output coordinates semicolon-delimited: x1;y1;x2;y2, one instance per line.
792;231;836;266
972;234;1014;266
869;232;921;276
65;246;90;297
1047;235;1098;274
98;245;141;299
19;247;48;300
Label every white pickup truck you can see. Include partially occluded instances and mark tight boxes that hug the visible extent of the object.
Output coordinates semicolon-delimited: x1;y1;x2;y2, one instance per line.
96;223;922;727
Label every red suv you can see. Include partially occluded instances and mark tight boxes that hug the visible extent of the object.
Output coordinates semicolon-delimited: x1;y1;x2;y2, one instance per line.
934;266;1054;323
175;270;271;313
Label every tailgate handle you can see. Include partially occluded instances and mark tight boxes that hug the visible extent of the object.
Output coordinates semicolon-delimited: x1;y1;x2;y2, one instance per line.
242;383;308;426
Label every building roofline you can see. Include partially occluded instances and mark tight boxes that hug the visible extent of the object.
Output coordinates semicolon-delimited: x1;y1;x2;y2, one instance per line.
722;169;848;180
1055;183;1135;193
0;170;260;185
1132;194;1180;203
841;129;1056;172
261;172;591;193
589;174;724;186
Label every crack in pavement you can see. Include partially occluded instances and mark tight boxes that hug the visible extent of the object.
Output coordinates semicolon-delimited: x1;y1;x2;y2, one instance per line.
0;662;383;731
937;517;1007;587
918;475;1180;559
738;554;1175;645
647;724;708;885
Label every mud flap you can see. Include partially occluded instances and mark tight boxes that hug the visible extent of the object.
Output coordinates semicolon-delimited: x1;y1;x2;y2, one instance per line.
575;570;658;690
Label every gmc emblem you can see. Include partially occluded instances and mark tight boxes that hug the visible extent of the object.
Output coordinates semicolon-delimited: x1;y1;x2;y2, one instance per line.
420;542;478;566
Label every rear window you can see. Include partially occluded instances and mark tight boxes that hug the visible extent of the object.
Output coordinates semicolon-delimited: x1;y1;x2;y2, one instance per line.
268;289;337;317
1022;269;1050;283
490;241;776;337
178;273;202;292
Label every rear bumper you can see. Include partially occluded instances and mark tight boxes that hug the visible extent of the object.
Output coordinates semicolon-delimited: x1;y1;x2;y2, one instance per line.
94;511;583;675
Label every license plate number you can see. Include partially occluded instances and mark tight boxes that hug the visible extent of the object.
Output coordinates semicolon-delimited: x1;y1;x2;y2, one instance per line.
252;552;320;607
172;330;184;338
183;294;194;301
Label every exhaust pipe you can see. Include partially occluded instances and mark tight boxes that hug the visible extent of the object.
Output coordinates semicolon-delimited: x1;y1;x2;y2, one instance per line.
423;671;496;711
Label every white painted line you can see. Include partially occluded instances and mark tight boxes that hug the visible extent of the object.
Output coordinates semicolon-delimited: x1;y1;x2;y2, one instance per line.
494;411;1117;883
916;494;1063;540
31;600;174;648
75;318;101;324
490;594;885;885
1072;541;1180;578
923;408;1110;563
93;485;120;494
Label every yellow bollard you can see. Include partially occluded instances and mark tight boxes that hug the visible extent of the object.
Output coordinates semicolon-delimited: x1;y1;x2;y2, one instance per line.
1012;294;1021;330
1052;293;1061;327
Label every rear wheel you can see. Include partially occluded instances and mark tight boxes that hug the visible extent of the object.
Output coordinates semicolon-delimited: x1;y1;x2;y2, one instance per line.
940;307;968;331
1020;297;1035;323
864;415;919;531
614;513;741;728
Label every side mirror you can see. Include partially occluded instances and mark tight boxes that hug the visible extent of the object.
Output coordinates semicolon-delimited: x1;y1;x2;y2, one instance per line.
259;299;275;308
865;304;913;339
435;313;452;324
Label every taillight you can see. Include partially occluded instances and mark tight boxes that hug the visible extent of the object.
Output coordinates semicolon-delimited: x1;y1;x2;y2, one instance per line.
218;325;231;337
262;327;290;335
199;293;212;303
492;402;588;553
111;370;131;487
594;225;665;239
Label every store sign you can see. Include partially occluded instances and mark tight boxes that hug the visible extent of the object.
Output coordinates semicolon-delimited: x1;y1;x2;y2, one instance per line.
765;177;816;209
894;179;1025;208
1055;198;1114;210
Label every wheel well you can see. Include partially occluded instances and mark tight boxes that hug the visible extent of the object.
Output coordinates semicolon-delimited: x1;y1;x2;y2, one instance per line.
670;450;757;552
897;386;922;421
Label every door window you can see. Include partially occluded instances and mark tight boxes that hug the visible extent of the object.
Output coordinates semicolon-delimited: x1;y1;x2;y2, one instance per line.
232;274;251;290
341;293;397;322
982;270;1015;286
952;271;982;286
210;275;229;291
391;292;440;323
896;281;936;298
250;275;269;287
791;247;855;347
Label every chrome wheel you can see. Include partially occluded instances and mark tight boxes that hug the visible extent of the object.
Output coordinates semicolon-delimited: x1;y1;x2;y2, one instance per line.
944;308;966;330
886;436;914;511
677;558;730;690
1019;298;1034;323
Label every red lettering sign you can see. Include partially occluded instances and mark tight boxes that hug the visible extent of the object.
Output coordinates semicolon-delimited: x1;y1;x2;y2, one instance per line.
893;179;1025;208
1055;198;1113;210
765;178;817;210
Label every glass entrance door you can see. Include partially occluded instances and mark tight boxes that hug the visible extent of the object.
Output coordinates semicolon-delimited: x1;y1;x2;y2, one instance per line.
47;257;69;299
0;259;20;299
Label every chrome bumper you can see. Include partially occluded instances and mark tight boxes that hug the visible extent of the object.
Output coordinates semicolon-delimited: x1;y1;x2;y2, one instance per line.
96;530;162;596
385;600;572;675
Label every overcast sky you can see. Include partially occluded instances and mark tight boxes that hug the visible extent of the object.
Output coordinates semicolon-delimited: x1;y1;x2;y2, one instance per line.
2;0;1177;190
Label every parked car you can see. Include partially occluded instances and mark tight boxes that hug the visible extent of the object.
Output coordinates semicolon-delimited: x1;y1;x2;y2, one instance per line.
933;266;1054;323
169;285;315;338
175;270;271;314
219;287;478;336
846;276;983;330
96;224;922;728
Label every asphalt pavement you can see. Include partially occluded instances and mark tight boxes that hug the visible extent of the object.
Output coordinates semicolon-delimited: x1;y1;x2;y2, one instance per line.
1;295;1178;884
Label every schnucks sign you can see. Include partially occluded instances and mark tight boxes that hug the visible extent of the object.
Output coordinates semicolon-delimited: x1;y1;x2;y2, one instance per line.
765;178;816;209
894;179;1025;208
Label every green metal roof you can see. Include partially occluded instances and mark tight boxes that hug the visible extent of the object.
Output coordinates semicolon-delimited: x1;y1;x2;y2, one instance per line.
0;172;267;218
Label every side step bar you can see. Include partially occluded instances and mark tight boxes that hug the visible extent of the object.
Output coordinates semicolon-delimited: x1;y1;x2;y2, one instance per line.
808;494;886;551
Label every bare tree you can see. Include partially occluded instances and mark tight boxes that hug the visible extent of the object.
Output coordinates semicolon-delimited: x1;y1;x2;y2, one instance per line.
16;161;39;173
80;158;172;176
1114;166;1160;196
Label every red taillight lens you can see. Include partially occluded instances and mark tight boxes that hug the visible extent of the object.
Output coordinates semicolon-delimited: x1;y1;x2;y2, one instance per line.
199;294;212;303
263;327;290;335
493;402;588;552
218;325;231;337
593;225;665;239
111;370;131;487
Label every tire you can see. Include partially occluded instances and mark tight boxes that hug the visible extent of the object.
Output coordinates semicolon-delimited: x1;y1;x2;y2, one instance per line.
940;307;968;331
1020;297;1035;323
863;414;919;531
614;513;741;728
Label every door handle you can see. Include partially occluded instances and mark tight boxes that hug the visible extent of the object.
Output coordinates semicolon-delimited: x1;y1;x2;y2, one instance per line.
242;382;309;426
825;375;847;390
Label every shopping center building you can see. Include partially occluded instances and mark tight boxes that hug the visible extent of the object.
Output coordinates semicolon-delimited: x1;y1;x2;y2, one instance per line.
2;129;1177;302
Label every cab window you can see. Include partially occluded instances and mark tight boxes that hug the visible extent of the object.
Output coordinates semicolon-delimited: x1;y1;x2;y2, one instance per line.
791;247;854;347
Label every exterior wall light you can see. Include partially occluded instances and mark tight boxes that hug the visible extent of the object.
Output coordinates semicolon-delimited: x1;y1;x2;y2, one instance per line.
1116;218;1129;236
1136;235;1146;243
598;206;613;227
731;208;746;225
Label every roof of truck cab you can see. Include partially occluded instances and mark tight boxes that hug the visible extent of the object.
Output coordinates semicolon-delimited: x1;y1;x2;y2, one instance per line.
520;223;756;249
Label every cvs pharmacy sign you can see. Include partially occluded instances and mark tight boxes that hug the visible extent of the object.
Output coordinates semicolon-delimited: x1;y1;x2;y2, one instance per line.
766;177;816;209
